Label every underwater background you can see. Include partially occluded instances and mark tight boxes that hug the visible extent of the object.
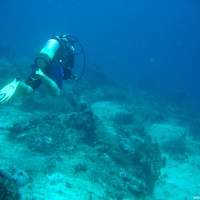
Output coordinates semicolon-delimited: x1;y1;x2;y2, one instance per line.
0;0;200;200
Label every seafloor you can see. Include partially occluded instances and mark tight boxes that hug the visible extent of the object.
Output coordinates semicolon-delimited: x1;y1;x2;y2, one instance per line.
0;57;200;200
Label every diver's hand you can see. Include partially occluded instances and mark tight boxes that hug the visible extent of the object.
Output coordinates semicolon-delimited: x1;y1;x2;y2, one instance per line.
0;78;21;104
28;68;45;83
70;73;77;80
64;68;77;80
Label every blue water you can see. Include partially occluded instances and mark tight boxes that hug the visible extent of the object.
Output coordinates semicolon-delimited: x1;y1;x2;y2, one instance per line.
0;0;200;102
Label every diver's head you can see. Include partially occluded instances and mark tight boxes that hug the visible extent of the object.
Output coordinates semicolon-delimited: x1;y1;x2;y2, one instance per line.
60;34;75;52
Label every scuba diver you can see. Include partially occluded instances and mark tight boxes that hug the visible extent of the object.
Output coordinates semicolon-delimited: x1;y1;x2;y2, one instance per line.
0;34;85;104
